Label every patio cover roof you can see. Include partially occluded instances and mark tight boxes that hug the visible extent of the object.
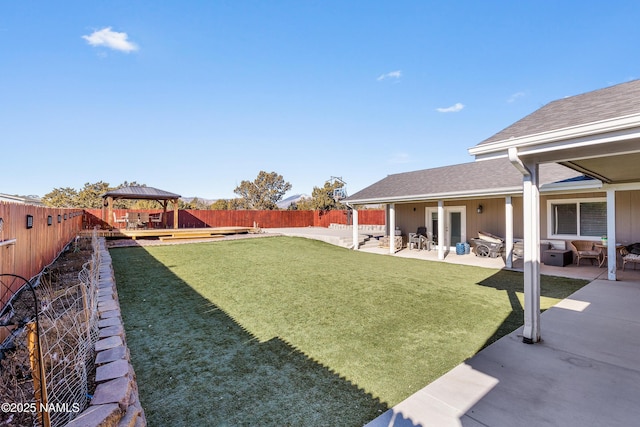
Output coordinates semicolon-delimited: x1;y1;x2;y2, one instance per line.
102;186;181;201
345;157;582;204
470;79;640;184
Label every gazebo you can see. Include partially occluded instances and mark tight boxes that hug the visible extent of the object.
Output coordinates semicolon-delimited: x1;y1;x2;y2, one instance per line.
102;186;181;229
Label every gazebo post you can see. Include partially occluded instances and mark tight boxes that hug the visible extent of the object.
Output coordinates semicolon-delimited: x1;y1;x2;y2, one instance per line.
172;199;179;229
161;200;168;228
106;196;114;227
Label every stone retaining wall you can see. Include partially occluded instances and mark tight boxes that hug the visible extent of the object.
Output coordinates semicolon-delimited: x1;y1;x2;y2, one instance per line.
67;238;146;427
328;223;386;232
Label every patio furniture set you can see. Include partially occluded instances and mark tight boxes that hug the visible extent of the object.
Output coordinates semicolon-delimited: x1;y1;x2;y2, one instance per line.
569;240;640;270
382;226;640;270
113;212;163;229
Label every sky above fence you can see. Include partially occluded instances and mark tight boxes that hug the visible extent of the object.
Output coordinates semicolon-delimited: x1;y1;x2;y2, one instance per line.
3;1;640;200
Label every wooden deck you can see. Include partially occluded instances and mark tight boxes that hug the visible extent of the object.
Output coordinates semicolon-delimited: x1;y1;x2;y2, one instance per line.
82;226;255;241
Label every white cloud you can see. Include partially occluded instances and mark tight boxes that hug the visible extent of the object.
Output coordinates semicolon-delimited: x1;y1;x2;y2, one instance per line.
389;152;411;164
507;91;526;103
436;103;464;113
82;27;138;53
377;70;402;81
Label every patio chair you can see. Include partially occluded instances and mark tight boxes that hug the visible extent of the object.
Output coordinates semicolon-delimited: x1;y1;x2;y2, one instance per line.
139;212;150;228
408;227;430;250
150;212;163;227
420;227;434;251
112;212;127;228
570;240;600;266
621;246;640;271
126;212;140;229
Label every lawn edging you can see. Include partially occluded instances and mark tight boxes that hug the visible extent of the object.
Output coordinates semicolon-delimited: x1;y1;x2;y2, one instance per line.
67;238;146;427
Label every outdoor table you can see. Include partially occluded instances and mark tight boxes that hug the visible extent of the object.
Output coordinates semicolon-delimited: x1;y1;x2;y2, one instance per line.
594;243;625;268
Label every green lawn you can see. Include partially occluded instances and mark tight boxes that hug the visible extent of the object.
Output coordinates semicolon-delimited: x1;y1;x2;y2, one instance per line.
111;236;587;426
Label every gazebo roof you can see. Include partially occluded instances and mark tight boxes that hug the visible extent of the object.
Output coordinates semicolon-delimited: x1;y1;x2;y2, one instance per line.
102;186;181;200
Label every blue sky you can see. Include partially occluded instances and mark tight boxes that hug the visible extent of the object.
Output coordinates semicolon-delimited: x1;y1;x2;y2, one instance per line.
3;1;640;200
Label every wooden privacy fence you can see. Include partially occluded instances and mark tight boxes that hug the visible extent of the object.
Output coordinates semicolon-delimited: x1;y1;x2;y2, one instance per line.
83;209;386;229
0;202;83;305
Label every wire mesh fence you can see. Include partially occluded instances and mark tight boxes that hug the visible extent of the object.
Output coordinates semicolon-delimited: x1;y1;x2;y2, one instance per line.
1;229;101;427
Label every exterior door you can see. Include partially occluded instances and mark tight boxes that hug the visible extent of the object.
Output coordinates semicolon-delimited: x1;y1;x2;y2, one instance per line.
450;211;462;245
426;206;467;249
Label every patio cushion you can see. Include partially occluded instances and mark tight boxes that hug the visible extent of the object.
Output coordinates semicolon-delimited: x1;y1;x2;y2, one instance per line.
626;243;640;255
578;250;600;256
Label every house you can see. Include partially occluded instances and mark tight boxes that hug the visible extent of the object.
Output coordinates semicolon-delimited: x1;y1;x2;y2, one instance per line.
345;79;640;343
0;193;43;205
345;157;590;262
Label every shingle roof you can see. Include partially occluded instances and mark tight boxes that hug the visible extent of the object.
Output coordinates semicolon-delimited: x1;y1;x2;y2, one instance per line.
479;79;640;145
102;186;181;200
345;158;581;203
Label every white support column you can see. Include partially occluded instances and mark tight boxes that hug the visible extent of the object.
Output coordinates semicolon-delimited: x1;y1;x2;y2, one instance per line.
389;203;396;254
385;204;391;237
437;200;445;260
352;206;359;250
522;162;541;344
607;189;617;281
505;196;514;269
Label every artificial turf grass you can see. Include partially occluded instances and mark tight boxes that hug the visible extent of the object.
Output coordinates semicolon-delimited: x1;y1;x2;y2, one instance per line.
112;240;388;426
111;236;588;425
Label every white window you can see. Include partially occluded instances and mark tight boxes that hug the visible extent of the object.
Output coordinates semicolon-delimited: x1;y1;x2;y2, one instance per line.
547;198;607;239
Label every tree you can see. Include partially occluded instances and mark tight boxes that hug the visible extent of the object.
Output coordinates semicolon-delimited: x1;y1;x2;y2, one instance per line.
76;181;111;208
307;179;347;211
42;180;150;208
181;197;209;210
289;196;313;210
210;199;230;210
226;198;245;210
41;187;78;208
233;171;292;210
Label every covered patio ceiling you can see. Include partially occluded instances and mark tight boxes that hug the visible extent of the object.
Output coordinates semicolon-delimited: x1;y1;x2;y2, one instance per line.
470;79;640;185
510;131;640;185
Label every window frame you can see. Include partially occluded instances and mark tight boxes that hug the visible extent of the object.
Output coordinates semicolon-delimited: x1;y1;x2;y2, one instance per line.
546;197;607;240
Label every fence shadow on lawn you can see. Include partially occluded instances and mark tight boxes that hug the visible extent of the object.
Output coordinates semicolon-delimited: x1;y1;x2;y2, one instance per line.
475;270;588;351
110;246;388;427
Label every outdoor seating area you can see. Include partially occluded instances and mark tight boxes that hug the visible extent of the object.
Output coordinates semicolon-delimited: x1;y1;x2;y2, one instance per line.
111;211;165;230
621;243;640;271
408;227;432;251
570;240;601;266
126;212;149;229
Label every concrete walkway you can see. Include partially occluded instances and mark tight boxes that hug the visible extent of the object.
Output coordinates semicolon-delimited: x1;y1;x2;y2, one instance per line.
265;227;640;426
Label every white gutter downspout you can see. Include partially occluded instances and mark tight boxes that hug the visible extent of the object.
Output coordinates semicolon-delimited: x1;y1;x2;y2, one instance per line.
606;189;617;280
509;147;541;344
505;195;514;269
